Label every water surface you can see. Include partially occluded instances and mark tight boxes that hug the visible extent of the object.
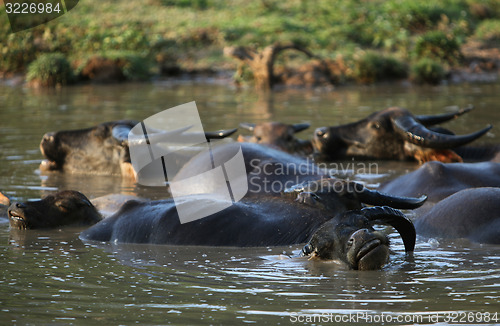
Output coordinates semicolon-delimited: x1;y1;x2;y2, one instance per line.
0;81;499;324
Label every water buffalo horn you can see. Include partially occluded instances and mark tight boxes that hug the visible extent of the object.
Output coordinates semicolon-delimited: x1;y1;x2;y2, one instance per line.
361;206;416;253
416;105;474;126
205;128;238;140
292;123;311;133
357;186;427;209
239;122;256;131
127;125;193;145
392;115;492;149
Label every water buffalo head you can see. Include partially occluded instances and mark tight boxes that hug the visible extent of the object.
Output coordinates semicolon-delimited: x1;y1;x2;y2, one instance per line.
8;190;102;229
302;206;415;270
285;178;427;212
313;106;492;162
238;122;312;154
40;120;138;176
40;120;238;177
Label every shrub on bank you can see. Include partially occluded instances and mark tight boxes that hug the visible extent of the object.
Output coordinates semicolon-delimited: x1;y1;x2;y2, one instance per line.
411;58;446;85
413;30;462;65
352;52;407;84
76;51;152;83
26;53;74;87
474;19;500;42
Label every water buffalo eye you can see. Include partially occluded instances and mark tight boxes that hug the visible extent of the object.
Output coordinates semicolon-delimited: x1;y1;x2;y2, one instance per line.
371;122;381;129
55;202;70;212
347;237;354;248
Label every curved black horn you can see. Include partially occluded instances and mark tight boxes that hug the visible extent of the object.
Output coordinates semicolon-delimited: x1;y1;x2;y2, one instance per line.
392;115;492;149
292;123;311;133
239;122;256;131
205;128;238;140
362;206;416;253
357;185;427;209
128;125;193;145
416;105;474;126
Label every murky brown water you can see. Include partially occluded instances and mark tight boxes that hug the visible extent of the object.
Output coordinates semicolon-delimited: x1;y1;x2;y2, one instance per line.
1;80;499;325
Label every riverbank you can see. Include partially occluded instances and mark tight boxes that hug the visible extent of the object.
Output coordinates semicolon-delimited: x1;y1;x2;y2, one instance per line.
1;0;500;87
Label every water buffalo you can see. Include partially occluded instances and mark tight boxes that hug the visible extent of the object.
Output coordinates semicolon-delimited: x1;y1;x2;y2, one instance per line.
40;120;138;176
8;190;102;229
172;142;326;196
80;178;425;247
39;120;237;179
302;206;415;270
379;161;500;204
238;122;313;155
414;187;500;244
313;106;492;163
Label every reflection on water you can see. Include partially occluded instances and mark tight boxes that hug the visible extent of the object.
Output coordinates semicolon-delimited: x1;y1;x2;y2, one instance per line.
0;81;499;324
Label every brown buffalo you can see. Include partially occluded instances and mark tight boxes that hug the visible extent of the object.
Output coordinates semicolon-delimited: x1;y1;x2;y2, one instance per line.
39;120;237;179
313;106;492;163
238;122;313;155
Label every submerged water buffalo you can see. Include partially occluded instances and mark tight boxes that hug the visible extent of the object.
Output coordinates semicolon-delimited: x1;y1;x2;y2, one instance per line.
39;120;237;178
379;161;500;204
313;106;492;163
172;142;326;196
238;122;313;155
414;187;500;244
80;178;424;249
8;190;102;229
302;206;415;270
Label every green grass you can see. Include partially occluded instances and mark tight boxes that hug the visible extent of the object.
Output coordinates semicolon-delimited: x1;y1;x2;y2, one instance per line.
0;0;497;84
474;19;500;42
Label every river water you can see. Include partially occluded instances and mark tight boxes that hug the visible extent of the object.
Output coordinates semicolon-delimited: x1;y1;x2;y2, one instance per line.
0;80;499;325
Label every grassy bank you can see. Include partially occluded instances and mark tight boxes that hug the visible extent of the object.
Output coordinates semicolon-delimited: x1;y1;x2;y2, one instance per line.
1;0;500;86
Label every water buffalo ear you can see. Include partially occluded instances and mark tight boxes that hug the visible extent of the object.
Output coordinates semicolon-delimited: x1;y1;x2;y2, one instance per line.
292;123;310;133
239;123;256;131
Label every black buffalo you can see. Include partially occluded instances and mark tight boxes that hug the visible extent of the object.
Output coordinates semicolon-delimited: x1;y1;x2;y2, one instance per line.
379;161;500;204
172;142;327;196
238;122;313;155
302;206;415;270
414;187;500;244
313;106;492;163
8;190;102;229
39;120;237;179
80;178;425;248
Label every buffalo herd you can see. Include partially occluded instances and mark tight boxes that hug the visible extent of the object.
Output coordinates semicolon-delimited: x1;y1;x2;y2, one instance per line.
4;105;500;270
